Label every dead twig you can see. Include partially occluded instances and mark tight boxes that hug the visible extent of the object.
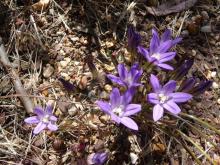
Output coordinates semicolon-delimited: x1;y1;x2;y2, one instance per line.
0;39;33;113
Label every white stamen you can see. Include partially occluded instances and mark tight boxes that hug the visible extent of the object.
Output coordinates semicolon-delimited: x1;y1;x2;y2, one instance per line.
112;106;123;116
158;93;168;103
42;115;50;123
151;53;161;60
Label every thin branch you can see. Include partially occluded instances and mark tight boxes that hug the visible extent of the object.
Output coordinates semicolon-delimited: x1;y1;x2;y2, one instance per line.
0;39;33;113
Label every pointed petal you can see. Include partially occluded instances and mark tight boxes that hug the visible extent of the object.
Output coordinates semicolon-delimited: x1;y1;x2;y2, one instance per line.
157;40;172;53
178;78;196;92
150;74;161;92
133;69;143;83
153;104;164;121
150;29;160;53
110;113;121;124
107;74;125;86
96;101;111;114
163;100;181;115
24;116;39;124
45;104;53;114
138;46;151;62
110;88;121;107
123;104;141;116
147;93;160;104
158;52;176;63
118;64;127;80
120;117;138;130
163;80;176;94
49;115;57;122
161;29;171;42
34;107;44;117
123;88;134;105
157;63;174;70
47;123;58;131
33;122;47;134
172;37;182;45
169;92;192;103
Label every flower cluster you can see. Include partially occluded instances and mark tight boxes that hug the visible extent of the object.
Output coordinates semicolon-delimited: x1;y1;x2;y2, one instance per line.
96;27;212;131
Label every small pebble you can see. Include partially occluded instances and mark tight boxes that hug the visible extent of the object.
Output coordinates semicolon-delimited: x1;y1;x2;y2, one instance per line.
212;82;219;89
60;60;69;68
217;98;220;105
43;64;54;78
60;72;70;81
201;25;212;33
104;84;112;92
68;106;78;116
201;11;209;20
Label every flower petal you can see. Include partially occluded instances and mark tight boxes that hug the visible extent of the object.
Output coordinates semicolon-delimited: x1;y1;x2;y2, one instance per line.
123;88;134;105
96;101;111;114
47;122;58;131
138;46;151;62
34;107;44;117
172;37;182;45
163;100;181;115
123;104;141;116
33;122;47;134
120;117;138;130
158;52;176;63
24;116;39;124
161;29;171;42
107;74;125;86
110;113;121;124
150;29;160;53
157;63;174;70
163;80;176;94
110;88;121;107
150;74;161;92
118;64;127;80
169;92;192;103
147;93;160;104
157;40;172;53
45;104;53;114
49;115;57;122
153;104;164;121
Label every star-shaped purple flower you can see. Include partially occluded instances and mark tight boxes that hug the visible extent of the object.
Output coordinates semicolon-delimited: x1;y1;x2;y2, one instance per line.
24;104;58;134
107;63;143;88
96;88;141;130
138;28;182;70
147;74;192;121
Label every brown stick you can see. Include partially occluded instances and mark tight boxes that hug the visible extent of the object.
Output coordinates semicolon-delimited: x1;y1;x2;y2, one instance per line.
0;39;33;113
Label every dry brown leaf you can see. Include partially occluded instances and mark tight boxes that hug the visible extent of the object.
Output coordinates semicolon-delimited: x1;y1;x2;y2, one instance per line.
32;0;50;11
146;0;197;16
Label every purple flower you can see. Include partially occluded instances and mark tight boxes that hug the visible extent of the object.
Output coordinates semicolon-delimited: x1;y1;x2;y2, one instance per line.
24;104;58;134
138;29;182;70
87;152;108;165
127;26;141;53
96;88;141;130
173;59;194;80
147;74;192;121
107;63;143;88
191;80;213;95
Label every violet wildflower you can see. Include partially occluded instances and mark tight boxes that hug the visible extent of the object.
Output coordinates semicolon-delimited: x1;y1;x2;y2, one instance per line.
127;26;141;53
138;29;182;70
87;152;108;165
96;88;141;130
107;63;143;88
24;104;58;134
147;74;192;121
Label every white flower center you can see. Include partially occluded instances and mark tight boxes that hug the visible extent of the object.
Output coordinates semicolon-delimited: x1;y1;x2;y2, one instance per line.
112;106;123;117
42;115;50;123
151;53;161;60
158;93;168;104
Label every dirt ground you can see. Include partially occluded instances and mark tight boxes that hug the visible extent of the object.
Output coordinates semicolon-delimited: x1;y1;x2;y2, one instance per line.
0;0;219;164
